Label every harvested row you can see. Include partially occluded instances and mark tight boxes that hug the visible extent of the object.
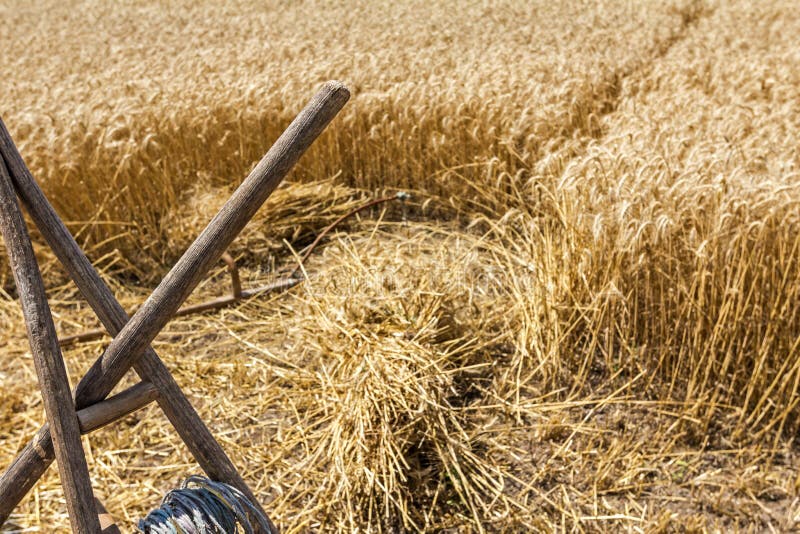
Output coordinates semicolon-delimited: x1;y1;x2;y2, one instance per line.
0;0;699;283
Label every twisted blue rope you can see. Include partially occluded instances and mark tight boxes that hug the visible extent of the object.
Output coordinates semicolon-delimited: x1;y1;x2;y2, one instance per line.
138;476;272;534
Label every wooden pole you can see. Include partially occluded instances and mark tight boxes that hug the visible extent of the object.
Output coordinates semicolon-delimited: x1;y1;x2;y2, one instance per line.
94;498;121;534
0;120;279;531
0;381;158;526
0;80;349;530
222;252;243;298
78;381;159;433
0;122;284;534
73;80;350;408
0;160;101;533
57;266;300;347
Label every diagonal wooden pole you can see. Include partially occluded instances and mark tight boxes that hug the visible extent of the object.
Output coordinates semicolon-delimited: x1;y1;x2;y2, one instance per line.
0;159;101;533
0;80;349;530
94;498;121;534
0;122;281;534
71;79;349;406
0;117;276;529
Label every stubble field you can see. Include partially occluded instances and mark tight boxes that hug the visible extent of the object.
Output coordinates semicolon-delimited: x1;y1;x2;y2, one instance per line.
1;0;799;531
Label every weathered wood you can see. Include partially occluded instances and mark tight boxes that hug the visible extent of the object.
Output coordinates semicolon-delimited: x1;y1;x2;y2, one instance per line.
57;263;300;347
94;498;122;534
78;381;158;433
58;277;301;345
74;80;350;408
0;119;281;534
0;382;157;525
0;80;349;531
0;160;101;533
222;252;243;298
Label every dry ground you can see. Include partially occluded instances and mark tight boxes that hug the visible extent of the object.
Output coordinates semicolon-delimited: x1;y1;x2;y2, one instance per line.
1;0;799;532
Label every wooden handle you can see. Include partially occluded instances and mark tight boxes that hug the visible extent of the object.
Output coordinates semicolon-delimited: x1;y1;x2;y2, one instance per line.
0;382;158;525
0;81;348;532
75;80;349;408
79;381;159;433
94;498;121;534
0;160;101;533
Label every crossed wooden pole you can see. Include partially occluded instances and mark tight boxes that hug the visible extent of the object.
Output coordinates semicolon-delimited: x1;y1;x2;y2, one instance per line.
0;81;350;533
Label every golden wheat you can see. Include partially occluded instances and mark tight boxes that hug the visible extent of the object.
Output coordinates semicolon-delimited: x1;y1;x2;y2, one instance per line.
1;0;799;531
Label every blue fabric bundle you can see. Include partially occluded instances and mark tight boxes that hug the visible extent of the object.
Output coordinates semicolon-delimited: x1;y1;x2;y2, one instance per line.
138;476;272;533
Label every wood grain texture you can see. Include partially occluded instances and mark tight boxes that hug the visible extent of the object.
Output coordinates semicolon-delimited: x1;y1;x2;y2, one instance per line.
74;80;350;408
0;80;349;532
58;276;300;346
0;117;280;534
78;381;158;433
0;159;101;533
94;498;122;534
0;382;156;525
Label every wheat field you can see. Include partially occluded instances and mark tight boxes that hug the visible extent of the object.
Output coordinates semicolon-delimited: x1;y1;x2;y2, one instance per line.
1;0;799;531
